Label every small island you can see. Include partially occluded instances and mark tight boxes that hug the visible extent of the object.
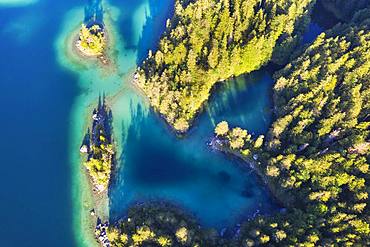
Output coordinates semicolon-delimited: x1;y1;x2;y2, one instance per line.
80;96;116;246
69;0;112;66
73;18;110;66
81;96;115;193
76;23;106;57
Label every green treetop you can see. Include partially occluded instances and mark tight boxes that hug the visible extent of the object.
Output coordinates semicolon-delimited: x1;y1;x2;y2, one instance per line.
215;9;370;246
136;0;315;133
77;24;105;56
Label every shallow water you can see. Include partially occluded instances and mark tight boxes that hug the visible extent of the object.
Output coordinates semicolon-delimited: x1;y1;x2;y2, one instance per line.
0;0;326;246
60;0;279;240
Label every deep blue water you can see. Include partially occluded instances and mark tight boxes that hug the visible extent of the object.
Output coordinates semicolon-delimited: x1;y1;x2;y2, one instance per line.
106;2;280;230
0;1;78;246
109;71;279;229
0;0;327;246
303;22;323;44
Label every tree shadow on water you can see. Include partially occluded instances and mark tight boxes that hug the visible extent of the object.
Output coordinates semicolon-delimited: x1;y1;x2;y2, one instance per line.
84;0;103;24
108;0;149;51
108;103;201;221
135;0;175;64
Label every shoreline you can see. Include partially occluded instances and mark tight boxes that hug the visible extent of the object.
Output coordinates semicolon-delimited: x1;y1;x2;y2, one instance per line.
132;65;275;137
131;75;196;138
73;27;111;67
62;13;118;75
210;137;294;209
55;2;125;247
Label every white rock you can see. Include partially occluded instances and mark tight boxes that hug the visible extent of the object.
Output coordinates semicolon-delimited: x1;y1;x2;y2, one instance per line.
80;145;88;153
96;184;105;192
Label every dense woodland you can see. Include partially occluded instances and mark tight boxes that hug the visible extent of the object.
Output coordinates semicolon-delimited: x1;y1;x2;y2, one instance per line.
106;204;229;247
216;9;370;246
136;0;316;132
82;100;114;192
321;0;370;21
105;1;370;246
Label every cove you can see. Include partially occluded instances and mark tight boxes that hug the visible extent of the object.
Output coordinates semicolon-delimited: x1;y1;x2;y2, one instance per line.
109;70;279;229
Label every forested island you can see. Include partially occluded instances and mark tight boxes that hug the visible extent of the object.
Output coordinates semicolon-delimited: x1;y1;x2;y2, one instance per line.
135;0;316;133
72;0;110;65
214;8;370;246
81;97;115;193
76;23;106;56
80;97;116;246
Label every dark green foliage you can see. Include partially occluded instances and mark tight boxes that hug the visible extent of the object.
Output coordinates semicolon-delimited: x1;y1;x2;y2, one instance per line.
106;3;370;247
82;100;115;192
107;203;228;247
136;0;315;132
217;10;370;246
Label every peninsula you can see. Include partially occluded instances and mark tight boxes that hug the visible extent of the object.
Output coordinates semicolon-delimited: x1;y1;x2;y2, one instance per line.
135;0;316;133
80;96;116;246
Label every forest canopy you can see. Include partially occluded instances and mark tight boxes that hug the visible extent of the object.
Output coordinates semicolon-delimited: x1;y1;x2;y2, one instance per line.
136;0;315;133
216;9;370;246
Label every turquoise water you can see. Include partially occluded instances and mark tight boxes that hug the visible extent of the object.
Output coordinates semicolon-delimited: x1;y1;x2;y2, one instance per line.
0;0;327;246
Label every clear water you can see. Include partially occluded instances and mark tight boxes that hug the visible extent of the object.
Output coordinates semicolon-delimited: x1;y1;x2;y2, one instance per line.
109;71;278;229
0;0;325;246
